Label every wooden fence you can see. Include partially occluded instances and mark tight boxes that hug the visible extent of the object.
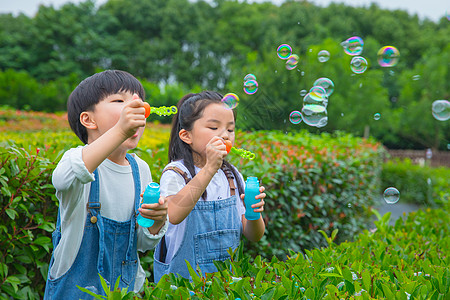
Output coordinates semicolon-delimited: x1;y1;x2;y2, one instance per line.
385;149;450;168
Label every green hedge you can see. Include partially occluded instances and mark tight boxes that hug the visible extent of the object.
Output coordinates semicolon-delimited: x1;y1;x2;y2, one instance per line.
0;146;62;299
88;205;450;299
381;158;450;206
1;128;384;298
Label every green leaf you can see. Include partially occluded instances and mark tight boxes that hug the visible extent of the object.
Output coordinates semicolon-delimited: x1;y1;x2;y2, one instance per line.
99;273;110;295
5;208;17;220
255;267;267;287
261;287;275;300
185;260;202;286
5;276;20;292
76;285;106;299
318;273;343;278
0;262;8;278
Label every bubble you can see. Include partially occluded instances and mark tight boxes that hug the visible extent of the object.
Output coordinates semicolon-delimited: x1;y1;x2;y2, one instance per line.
303;93;327;107
431;100;450;121
289;111;302;124
244;74;257;82
277;44;292;60
285;54;299;70
318;50;330;62
301;71;305;76
377;46;400;67
299;89;307;97
309;86;327;101
384;187;400;204
448;144;450;150
243;80;258;95
350;56;368;74
313;77;334;96
341;36;364;56
221;93;239;109
301;105;327;127
412;75;421;81
316;117;328;128
374;113;381;120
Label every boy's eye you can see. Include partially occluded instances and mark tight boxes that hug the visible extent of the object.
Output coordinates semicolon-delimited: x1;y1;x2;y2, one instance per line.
228;129;234;133
112;99;124;103
209;127;218;130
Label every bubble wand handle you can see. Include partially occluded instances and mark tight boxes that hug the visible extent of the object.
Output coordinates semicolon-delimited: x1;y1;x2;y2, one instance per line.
230;147;256;160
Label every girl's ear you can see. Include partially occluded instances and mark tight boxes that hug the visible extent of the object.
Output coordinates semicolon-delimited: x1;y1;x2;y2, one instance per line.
80;111;97;130
179;129;192;144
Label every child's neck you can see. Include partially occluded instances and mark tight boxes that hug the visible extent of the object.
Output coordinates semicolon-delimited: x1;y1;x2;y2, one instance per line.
192;154;206;169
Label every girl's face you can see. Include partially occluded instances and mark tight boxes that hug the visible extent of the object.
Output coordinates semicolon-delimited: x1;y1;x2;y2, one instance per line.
186;103;235;162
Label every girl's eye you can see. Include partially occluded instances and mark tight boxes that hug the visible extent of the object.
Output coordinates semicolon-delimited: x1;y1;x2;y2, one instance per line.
112;99;124;103
228;129;235;132
209;127;218;130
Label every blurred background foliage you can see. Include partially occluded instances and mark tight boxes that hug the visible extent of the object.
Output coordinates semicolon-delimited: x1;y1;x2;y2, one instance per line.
0;0;449;150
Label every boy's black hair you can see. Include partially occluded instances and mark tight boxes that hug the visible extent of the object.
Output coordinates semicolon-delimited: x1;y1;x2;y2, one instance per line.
168;91;244;200
67;70;145;144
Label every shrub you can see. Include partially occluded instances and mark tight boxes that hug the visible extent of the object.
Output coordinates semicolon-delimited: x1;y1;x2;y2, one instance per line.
0;145;62;299
88;205;450;299
381;158;450;206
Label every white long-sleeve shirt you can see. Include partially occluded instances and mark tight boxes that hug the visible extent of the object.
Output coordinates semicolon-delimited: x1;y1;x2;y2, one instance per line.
50;146;167;291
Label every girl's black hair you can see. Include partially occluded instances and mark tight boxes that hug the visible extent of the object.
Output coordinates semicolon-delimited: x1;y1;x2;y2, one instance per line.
168;91;244;200
67;70;145;144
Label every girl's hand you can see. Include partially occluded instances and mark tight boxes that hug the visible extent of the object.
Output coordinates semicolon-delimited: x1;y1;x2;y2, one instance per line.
241;186;266;213
138;195;168;226
116;93;146;139
204;136;227;173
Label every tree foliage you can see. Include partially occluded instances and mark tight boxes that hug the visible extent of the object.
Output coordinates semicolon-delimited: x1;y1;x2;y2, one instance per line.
0;0;449;149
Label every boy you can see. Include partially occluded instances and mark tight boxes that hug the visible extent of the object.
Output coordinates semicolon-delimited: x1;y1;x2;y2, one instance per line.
44;70;168;299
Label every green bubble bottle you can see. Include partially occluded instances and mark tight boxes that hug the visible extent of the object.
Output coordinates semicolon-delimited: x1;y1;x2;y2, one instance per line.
244;177;260;220
137;182;160;228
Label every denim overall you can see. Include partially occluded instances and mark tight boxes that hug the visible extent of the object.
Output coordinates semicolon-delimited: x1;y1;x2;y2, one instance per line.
153;165;241;283
44;153;140;299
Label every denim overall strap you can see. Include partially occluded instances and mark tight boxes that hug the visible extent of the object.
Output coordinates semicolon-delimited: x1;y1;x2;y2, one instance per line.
87;168;104;273
89;154;141;274
125;153;141;261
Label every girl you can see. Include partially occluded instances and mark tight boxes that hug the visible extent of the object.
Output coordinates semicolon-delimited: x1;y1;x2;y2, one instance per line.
153;91;266;282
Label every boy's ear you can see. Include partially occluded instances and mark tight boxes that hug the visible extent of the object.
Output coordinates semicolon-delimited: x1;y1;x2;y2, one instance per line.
80;111;97;130
179;129;192;144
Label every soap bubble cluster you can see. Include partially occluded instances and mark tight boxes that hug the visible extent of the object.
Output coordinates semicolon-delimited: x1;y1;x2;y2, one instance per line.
243;74;258;95
277;44;299;70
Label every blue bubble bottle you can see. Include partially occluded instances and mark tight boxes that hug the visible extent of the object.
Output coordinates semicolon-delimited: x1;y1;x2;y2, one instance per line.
137;182;160;228
244;177;260;221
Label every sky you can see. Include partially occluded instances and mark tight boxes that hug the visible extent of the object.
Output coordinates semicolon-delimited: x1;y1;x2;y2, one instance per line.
0;0;448;22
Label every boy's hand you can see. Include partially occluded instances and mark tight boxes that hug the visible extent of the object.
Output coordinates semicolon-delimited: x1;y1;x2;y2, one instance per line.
241;186;266;213
204;136;227;173
117;93;146;139
139;195;168;234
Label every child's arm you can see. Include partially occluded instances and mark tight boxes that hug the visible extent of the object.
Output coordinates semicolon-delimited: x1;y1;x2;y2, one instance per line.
167;136;227;224
241;186;266;242
82;95;146;173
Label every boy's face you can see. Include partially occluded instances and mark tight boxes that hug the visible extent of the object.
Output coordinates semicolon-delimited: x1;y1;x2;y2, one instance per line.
89;91;145;149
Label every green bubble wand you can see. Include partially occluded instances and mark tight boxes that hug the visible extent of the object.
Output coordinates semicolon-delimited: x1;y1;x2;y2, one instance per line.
143;102;178;118
223;140;256;160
